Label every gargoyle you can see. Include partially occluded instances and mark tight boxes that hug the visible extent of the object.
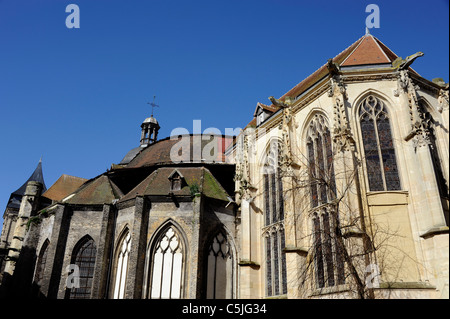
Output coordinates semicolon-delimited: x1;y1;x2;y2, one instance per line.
393;52;424;70
268;96;290;108
327;58;340;75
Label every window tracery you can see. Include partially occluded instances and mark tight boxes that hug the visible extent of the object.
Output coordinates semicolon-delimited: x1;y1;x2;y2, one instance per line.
206;231;234;299
67;236;96;299
149;226;184;299
358;95;400;191
262;141;287;296
113;230;131;299
306;114;344;289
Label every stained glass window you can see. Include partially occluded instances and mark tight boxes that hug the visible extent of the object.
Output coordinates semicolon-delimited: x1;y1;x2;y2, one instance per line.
312;209;345;289
265;236;272;296
313;213;324;288
264;174;271;226
307;114;344;289
358;95;400;191
322;213;335;287
68;236;96;299
262;141;287;296
306;114;336;207
263;141;285;226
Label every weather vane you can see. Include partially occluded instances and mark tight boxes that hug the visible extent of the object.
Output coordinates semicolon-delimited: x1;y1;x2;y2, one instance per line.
147;95;159;117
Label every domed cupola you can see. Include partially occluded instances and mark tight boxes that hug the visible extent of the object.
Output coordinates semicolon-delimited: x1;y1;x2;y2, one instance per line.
140;115;160;147
140;97;161;147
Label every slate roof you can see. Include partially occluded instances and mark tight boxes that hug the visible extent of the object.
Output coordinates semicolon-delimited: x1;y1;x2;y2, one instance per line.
11;159;47;196
119;146;144;165
119;167;231;203
7;159;47;209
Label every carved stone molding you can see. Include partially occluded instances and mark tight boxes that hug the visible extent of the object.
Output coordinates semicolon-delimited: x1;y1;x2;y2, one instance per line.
342;73;397;84
329;75;355;153
396;70;434;150
272;96;297;176
438;88;449;113
235;130;258;202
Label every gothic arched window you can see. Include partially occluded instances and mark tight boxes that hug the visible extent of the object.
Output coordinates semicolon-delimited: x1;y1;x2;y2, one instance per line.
149;226;184;299
112;229;131;299
67;236;97;299
262;141;287;297
206;231;234;299
306;114;344;289
358;95;400;191
306;114;336;207
34;239;49;284
312;210;345;288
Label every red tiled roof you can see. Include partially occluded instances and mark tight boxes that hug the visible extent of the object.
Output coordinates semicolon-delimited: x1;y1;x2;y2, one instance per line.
42;174;87;202
279;34;370;101
341;35;392;66
241;34;413;129
126;135;234;168
119;167;230;203
64;175;123;205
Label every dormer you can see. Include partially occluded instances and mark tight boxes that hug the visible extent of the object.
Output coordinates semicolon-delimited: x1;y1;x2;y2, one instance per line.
168;169;185;191
254;102;277;126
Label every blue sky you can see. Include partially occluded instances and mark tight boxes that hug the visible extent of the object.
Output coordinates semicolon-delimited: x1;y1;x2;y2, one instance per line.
0;0;448;227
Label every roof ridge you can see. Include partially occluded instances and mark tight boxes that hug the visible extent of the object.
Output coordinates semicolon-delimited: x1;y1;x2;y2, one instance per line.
144;169;160;195
370;35;392;62
42;174;88;202
341;34;393;67
279;35;366;100
107;177;124;199
340;34;372;66
372;36;399;61
64;174;118;205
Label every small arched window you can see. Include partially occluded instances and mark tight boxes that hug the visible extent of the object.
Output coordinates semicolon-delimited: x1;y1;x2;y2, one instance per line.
149;226;184;299
67;236;96;299
34;239;50;284
358;95;401;191
112;230;132;299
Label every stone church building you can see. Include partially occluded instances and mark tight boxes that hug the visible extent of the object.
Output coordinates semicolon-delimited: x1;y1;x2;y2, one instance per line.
0;33;448;299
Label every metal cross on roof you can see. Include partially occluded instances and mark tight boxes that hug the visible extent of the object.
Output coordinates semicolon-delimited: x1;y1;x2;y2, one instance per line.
147;96;159;117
